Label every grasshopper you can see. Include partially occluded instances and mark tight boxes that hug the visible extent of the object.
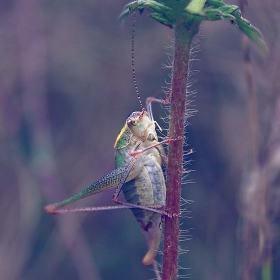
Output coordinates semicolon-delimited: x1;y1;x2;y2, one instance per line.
45;11;178;266
45;97;178;266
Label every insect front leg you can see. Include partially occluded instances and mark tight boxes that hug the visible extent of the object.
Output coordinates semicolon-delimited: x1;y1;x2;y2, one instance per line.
129;136;183;156
146;91;171;122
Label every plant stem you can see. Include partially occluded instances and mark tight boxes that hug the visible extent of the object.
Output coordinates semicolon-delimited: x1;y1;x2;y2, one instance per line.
162;19;198;280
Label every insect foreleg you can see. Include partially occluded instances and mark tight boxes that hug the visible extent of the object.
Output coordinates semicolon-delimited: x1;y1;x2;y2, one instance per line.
146;91;171;122
130;137;183;156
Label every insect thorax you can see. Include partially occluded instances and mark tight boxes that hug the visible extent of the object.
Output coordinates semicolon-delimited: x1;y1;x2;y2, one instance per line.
114;123;132;149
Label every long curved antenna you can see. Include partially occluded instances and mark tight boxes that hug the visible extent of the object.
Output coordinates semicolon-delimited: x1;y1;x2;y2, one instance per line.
131;12;145;115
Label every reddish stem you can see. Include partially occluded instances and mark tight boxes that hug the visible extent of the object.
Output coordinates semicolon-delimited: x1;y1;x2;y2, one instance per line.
162;20;198;280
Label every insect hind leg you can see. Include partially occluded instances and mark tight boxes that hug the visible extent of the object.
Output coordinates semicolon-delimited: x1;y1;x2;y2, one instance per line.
112;196;173;217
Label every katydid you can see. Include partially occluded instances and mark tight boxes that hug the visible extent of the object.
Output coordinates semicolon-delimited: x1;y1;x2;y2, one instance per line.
45;11;178;267
45;98;178;266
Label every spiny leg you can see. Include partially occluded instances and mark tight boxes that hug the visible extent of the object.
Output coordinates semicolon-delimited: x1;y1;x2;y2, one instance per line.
112;197;173;218
145;91;173;163
130;137;183;157
146;91;171;122
46;205;135;214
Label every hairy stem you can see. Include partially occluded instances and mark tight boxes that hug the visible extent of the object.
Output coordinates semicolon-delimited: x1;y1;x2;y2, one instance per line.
162;19;198;280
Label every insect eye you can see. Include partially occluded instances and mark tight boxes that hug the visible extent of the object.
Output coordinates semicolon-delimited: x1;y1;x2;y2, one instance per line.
128;119;137;126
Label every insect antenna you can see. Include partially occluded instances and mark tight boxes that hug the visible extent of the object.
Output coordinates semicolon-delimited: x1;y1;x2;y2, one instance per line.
131;12;145;117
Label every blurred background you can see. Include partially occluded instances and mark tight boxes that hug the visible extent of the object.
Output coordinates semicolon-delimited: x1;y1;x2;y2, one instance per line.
0;0;279;279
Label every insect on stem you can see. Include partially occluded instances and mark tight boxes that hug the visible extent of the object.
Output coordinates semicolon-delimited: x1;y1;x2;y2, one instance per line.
45;6;180;271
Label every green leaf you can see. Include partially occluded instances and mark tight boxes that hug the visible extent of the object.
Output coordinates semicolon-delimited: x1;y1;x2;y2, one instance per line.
204;0;268;54
184;6;236;21
218;4;238;14
120;0;268;54
205;0;224;8
157;0;190;11
150;13;174;27
119;0;191;27
232;9;268;54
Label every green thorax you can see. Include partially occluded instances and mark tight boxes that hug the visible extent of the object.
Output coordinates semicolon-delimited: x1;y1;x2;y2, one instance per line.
114;123;133;169
114;123;132;149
